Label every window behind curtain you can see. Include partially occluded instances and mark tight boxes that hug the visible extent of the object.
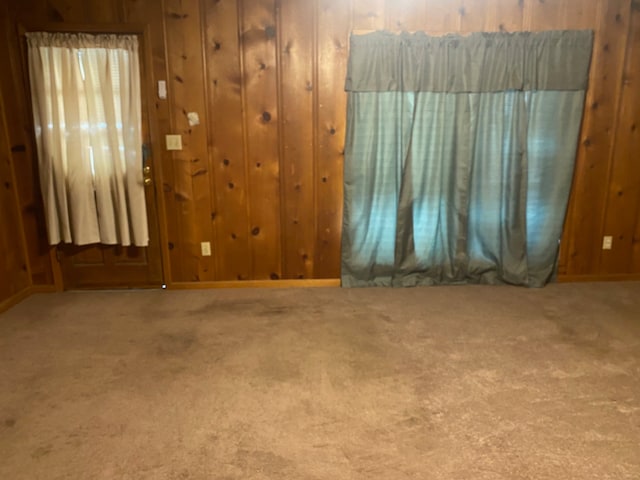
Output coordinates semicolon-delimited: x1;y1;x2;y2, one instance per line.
342;31;594;287
27;32;148;247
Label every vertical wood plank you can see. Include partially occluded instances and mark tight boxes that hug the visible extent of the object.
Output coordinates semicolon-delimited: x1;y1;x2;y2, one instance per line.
1;3;54;286
44;0;88;22
384;0;427;31
315;0;350;278
85;0;122;22
279;0;316;279
563;0;599;30
352;0;385;31
0;86;31;301
600;1;640;273
164;0;216;281
203;0;252;280
460;0;524;32
424;0;462;33
564;0;632;275
523;0;568;30
240;0;282;280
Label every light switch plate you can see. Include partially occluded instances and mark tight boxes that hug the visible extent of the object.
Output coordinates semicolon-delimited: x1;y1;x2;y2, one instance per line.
165;134;182;151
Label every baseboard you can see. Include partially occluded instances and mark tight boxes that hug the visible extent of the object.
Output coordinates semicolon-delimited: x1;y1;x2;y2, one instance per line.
30;284;59;293
0;287;32;314
558;273;640;283
168;279;341;289
0;284;60;314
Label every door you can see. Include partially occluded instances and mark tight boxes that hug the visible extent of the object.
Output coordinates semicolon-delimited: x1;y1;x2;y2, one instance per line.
57;153;163;289
54;32;163;290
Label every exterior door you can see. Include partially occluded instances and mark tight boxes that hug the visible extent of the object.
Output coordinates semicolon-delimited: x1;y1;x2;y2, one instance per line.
57;33;163;290
57;172;163;289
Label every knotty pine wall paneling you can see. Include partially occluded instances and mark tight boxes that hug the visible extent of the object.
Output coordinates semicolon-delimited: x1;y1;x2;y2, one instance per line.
315;0;350;279
279;0;316;279
0;2;55;286
1;0;640;288
458;0;523;32
558;0;633;276
204;0;251;281
239;0;284;280
164;0;217;282
0;81;32;307
601;2;640;273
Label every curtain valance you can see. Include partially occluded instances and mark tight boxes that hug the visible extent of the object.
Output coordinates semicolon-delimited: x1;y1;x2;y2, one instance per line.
26;32;138;50
345;30;593;93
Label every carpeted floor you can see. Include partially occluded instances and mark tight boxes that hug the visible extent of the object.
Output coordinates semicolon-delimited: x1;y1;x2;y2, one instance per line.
0;283;639;479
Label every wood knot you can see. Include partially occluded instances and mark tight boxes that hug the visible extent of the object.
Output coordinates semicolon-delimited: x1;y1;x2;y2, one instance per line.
270;272;280;280
262;111;272;122
251;227;260;236
223;158;230;166
265;25;276;39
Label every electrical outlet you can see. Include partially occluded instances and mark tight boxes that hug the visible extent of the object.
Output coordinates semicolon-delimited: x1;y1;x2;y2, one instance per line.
165;134;182;151
200;241;211;256
602;236;613;250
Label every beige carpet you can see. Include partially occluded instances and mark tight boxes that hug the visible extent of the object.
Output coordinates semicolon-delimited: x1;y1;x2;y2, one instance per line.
0;283;639;479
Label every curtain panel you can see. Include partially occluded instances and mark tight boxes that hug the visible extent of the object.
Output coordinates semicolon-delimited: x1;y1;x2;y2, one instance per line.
342;31;594;288
27;32;148;247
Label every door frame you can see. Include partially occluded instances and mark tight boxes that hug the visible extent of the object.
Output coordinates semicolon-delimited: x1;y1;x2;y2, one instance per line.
17;22;171;290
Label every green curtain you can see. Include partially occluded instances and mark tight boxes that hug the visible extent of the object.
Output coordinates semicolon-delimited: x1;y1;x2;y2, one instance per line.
342;31;593;287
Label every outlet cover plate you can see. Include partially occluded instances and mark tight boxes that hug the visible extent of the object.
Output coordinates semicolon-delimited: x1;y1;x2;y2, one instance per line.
200;241;211;256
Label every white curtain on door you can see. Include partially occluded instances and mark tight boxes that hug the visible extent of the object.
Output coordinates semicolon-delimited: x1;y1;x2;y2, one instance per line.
27;32;148;246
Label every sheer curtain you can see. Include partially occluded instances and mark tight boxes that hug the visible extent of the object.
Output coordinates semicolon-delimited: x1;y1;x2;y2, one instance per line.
27;32;148;246
342;31;593;287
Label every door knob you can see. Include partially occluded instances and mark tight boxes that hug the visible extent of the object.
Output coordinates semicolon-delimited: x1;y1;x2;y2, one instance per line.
144;177;153;186
143;166;151;175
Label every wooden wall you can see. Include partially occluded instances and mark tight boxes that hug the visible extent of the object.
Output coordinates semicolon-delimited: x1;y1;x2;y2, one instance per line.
0;77;31;309
1;0;639;288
